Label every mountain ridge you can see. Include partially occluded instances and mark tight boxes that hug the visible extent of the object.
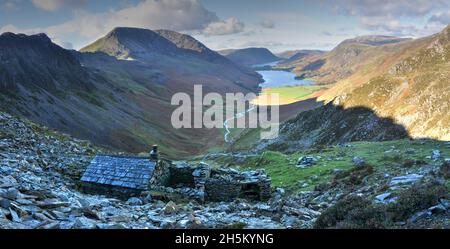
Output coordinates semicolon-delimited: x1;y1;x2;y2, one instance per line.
270;26;450;145
0;28;261;158
277;50;326;64
0;32;93;91
279;35;411;84
321;26;450;141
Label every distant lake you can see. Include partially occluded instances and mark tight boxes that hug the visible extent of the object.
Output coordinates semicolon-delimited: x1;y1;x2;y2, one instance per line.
257;70;315;88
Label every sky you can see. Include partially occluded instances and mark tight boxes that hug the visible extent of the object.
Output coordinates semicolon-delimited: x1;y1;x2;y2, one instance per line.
1;0;450;52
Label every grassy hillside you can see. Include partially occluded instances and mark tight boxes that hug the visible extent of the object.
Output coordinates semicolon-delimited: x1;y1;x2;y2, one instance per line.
203;139;450;193
278;36;412;85
319;26;450;141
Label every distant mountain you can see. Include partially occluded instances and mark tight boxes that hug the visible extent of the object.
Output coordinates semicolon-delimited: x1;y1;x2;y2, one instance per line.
265;27;450;146
276;50;300;59
283;35;411;84
80;27;260;92
339;35;411;46
276;49;325;59
218;47;280;66
319;26;450;141
154;29;229;63
81;28;232;65
80;27;176;59
0;28;261;158
276;50;326;64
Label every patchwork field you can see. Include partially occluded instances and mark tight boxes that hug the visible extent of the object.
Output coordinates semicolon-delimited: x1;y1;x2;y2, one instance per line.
253;85;326;105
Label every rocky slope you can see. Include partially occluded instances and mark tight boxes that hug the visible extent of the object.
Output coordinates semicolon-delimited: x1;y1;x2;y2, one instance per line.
0;111;324;229
257;103;409;153
206;139;450;228
218;47;280;66
0;29;261;158
1;110;448;229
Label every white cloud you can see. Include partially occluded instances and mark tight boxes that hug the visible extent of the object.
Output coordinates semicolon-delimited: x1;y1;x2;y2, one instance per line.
421;11;450;36
239;40;285;47
1;0;21;10
331;0;448;18
202;17;244;36
428;11;450;25
1;0;244;49
52;39;73;49
259;19;275;29
360;17;419;36
31;0;87;11
328;0;450;37
42;0;225;38
0;24;22;33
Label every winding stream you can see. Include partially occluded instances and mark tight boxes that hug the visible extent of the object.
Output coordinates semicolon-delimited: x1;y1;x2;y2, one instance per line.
223;65;315;142
223;105;256;143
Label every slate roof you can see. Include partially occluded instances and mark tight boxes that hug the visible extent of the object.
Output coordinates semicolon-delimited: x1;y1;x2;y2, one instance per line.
81;155;156;190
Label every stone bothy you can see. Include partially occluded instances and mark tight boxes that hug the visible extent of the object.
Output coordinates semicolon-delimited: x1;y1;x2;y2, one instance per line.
80;155;272;202
159;162;272;202
80;155;156;199
204;168;272;202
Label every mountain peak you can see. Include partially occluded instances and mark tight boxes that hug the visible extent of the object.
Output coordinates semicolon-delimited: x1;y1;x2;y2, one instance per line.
80;27;178;59
106;27;154;38
0;32;52;46
81;27;232;65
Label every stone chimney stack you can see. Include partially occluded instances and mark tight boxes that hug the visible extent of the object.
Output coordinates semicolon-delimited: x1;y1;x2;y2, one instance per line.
150;144;158;160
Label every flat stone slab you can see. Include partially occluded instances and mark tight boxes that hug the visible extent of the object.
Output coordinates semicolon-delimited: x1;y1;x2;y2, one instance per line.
375;192;398;204
389;174;423;186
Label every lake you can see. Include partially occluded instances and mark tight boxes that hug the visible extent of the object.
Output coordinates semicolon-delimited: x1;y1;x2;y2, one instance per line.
257;70;314;88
